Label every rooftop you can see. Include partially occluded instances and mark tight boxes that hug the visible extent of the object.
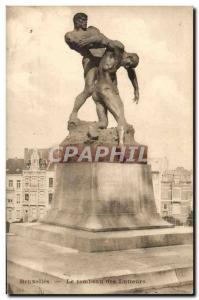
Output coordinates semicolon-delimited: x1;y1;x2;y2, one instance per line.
6;158;25;174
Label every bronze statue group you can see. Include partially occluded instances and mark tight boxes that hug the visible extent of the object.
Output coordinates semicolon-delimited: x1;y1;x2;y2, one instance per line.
65;12;139;146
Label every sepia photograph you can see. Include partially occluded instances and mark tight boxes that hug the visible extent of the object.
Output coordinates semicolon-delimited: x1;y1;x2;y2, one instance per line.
6;6;193;295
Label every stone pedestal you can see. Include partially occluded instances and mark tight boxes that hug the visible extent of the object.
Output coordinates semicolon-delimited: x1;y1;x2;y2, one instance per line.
42;162;171;231
10;223;192;252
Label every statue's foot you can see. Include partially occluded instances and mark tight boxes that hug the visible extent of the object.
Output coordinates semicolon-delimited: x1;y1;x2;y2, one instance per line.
96;121;108;130
68;113;80;125
126;123;135;134
87;124;99;140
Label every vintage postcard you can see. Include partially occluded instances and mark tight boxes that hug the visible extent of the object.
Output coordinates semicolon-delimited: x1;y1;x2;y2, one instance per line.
6;6;194;295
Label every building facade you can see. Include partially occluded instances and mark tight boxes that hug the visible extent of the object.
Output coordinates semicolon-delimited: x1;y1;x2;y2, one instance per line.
148;157;169;213
147;159;192;223
6;173;23;223
6;159;24;223
6;149;55;223
161;167;193;223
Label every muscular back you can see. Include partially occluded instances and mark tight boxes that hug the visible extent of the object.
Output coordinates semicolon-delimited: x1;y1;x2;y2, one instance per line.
98;42;124;82
100;51;120;73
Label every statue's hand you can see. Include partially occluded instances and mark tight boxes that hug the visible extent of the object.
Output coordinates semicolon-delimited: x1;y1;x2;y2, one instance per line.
133;90;139;104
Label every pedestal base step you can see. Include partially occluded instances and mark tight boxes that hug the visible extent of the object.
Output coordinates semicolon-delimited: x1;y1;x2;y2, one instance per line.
10;223;193;252
7;234;193;294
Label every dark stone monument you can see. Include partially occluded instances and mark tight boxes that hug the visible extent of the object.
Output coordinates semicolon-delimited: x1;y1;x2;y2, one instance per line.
42;12;172;232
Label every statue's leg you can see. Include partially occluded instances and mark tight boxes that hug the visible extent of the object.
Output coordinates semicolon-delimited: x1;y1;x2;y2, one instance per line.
102;88;127;126
86;93;108;139
96;102;108;129
92;91;108;129
69;65;97;123
112;75;119;95
100;85;128;145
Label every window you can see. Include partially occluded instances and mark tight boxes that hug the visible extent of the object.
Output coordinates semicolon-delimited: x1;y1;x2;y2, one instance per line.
31;176;37;186
7;209;12;221
181;190;192;201
48;193;53;204
7;199;12;203
39;191;45;203
31;192;37;203
188;191;193;198
163;204;168;210
32;207;37;219
16;210;20;219
17;180;21;188
172;188;181;199
39;207;45;219
25;193;29;201
25;177;29;187
181;190;188;201
49;178;53;188
161;188;172;200
8;180;13;188
16;194;20;204
39;177;45;188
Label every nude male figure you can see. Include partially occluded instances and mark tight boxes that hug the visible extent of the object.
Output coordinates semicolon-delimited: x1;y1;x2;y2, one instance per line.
92;40;139;145
65;12;112;122
65;13;139;124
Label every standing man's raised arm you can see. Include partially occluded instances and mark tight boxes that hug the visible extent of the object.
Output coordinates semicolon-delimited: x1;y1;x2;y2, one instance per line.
77;26;112;49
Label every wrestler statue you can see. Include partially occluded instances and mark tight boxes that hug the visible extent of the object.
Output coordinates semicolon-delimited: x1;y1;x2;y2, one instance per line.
65;12;139;130
93;40;139;145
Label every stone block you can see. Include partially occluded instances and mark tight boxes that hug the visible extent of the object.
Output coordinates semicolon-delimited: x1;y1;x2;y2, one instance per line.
42;163;172;231
10;223;192;252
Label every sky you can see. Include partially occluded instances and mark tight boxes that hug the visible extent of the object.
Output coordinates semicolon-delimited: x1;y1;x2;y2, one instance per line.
6;6;193;169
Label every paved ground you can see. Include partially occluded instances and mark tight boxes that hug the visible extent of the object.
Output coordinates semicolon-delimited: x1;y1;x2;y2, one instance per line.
7;234;193;294
7;235;193;279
